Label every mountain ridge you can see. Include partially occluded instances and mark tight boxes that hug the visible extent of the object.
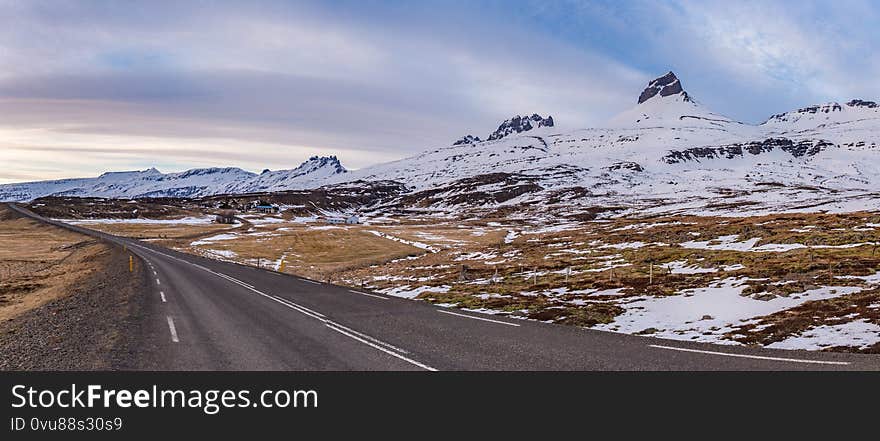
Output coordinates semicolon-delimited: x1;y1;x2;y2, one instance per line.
4;71;880;217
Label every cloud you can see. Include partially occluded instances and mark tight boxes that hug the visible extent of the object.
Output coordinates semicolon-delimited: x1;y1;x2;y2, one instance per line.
651;0;880;113
0;0;650;181
2;0;879;182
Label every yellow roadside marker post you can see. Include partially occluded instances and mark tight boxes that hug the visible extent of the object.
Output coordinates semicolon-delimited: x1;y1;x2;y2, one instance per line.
129;255;133;273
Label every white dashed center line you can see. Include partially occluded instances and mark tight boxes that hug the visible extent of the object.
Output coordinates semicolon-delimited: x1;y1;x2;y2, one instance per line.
126;242;436;371
159;291;167;303
166;316;179;343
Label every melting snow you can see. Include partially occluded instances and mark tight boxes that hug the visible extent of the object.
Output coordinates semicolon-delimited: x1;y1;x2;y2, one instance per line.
766;320;880;350
379;284;450;299
63;216;217;225
368;230;438;253
594;277;863;344
191;233;239;245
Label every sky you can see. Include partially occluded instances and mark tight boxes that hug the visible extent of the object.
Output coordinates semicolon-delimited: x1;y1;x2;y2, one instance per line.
2;0;880;183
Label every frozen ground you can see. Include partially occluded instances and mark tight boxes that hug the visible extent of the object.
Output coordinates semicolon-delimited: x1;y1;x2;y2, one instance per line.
767;320;880;350
62;216;218;225
594;277;864;344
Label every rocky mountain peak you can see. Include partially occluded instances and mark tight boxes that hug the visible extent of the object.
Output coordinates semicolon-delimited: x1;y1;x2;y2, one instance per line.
453;134;482;145
486;114;554;141
638;71;690;104
299;155;346;174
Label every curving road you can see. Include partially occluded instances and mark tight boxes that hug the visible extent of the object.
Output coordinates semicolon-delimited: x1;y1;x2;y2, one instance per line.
10;204;880;370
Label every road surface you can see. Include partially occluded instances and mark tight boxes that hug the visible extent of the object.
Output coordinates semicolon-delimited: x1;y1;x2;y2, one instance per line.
9;204;880;370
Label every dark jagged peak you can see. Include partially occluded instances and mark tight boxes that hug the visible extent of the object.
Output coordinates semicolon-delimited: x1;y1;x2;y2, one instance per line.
846;99;878;109
486;114;554;141
296;155;347;175
638;71;691;104
453;134;482;145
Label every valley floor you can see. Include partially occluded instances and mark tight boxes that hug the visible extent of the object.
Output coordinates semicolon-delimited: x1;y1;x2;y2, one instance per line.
62;209;880;354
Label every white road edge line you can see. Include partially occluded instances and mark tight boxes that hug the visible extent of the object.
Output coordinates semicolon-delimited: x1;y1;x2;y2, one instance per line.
648;344;850;366
166;316;179;343
348;289;387;300
303;279;320;285
324;321;410;354
270;295;326;319
438;309;520;327
159;291;167;303
325;324;436;371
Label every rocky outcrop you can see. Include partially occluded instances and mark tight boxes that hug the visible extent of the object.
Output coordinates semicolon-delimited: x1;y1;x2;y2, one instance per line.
486;114;554;141
453;135;482;145
663;138;834;164
638;71;690;104
765;103;844;123
847;99;878;109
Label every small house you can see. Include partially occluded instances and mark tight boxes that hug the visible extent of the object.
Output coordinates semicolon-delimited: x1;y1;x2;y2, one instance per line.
325;215;360;225
252;200;280;213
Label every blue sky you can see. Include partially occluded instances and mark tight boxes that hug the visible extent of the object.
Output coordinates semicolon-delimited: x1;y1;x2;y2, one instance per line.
2;0;879;183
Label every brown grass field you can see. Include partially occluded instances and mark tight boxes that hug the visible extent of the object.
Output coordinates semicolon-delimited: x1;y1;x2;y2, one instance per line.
0;206;108;323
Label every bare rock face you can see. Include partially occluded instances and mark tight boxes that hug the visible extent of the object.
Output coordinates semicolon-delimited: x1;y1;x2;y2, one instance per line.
662;138;834;164
847;99;878;108
453;135;482;145
638;71;690;104
487;114;554;141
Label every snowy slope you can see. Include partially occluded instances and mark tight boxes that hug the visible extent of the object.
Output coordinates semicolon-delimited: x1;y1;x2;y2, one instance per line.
322;72;880;216
222;156;346;194
0;157;345;201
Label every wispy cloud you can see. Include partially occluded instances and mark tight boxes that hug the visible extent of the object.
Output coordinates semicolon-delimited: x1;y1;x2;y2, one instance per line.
1;0;878;183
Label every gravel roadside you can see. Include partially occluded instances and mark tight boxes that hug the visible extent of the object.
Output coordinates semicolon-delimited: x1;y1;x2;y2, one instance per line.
0;241;148;370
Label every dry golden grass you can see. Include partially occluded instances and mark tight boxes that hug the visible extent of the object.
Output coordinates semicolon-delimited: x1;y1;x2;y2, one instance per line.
175;224;427;281
0;206;108;323
80;221;235;240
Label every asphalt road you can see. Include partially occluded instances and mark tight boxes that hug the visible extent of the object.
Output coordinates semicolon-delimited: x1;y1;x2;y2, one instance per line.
10;204;880;370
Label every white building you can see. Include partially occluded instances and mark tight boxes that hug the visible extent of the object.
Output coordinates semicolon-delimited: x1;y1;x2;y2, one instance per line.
326;215;360;224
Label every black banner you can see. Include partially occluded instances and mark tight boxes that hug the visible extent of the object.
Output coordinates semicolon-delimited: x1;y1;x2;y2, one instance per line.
2;372;878;438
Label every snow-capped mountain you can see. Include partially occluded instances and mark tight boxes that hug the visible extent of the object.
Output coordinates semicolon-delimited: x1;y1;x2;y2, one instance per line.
325;71;880;216
607;71;741;130
5;71;880;216
222;156;346;194
0;156;346;202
